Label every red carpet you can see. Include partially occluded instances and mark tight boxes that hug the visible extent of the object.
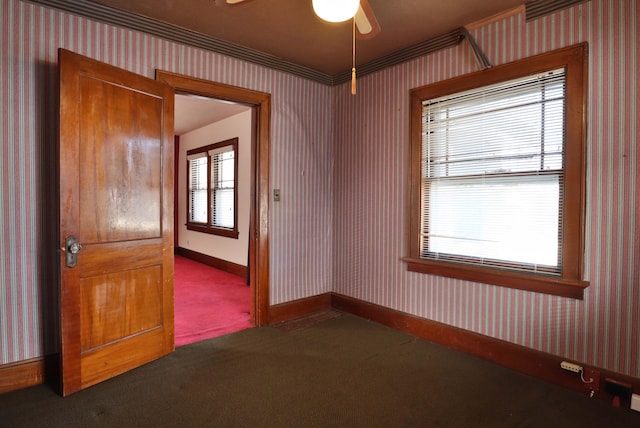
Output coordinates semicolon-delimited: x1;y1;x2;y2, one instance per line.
174;255;253;347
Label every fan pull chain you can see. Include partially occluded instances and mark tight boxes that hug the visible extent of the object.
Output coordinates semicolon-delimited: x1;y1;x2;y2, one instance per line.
351;17;356;95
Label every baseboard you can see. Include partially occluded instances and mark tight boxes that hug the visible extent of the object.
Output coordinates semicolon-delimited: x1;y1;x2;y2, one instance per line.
0;354;59;394
331;292;640;408
268;293;333;325
175;247;247;279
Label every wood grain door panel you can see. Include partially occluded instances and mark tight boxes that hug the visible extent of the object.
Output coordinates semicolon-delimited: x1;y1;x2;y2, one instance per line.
78;239;163;278
80;265;164;350
80;327;167;390
78;75;163;243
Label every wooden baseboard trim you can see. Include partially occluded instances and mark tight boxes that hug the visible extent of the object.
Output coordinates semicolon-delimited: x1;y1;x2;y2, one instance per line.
0;354;59;394
0;358;45;394
268;293;333;325
176;247;247;279
331;292;640;408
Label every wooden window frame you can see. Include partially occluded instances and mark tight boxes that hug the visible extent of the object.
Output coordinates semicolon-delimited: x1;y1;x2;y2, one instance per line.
404;43;589;299
186;137;239;239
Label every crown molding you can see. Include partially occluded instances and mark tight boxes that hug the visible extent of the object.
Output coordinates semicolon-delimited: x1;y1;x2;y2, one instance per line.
23;0;335;84
332;29;463;85
22;0;463;86
525;0;590;21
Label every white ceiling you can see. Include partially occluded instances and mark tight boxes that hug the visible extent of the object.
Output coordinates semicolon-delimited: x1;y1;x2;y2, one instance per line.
174;93;251;135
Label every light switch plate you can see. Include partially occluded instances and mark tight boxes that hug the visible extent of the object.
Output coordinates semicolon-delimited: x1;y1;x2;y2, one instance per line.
273;189;281;202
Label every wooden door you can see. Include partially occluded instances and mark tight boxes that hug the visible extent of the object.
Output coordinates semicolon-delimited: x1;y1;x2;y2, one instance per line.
58;49;174;396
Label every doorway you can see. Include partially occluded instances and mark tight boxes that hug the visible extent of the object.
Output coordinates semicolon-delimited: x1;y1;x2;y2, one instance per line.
156;70;271;328
173;94;252;345
57;52;270;395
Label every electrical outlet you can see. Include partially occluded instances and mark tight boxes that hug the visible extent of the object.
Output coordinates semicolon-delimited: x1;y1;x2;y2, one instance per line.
631;394;640;412
583;368;600;392
561;361;582;373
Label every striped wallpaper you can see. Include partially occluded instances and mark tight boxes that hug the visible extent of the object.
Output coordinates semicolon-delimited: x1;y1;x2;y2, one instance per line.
0;0;334;364
0;0;638;382
333;0;639;378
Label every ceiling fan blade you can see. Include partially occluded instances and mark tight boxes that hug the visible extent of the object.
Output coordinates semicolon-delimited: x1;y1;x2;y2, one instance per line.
226;0;252;4
355;0;381;39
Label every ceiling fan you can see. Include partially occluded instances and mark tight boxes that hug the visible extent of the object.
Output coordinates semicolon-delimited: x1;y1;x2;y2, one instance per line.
224;0;381;39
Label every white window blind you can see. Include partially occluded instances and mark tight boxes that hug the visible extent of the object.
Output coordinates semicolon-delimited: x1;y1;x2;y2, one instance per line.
421;68;566;274
188;155;208;224
210;147;235;229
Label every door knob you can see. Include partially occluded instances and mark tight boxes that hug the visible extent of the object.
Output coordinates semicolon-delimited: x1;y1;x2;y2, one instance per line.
66;236;82;267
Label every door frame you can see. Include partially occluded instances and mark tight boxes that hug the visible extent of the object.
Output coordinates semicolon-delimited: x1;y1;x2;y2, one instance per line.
156;71;270;326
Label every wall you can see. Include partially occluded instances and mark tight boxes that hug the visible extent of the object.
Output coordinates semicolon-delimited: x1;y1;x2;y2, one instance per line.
0;0;334;365
177;110;252;266
333;0;639;378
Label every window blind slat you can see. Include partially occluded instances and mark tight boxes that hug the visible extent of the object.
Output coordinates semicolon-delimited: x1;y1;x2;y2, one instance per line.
420;68;566;274
188;156;208;223
210;149;235;229
187;140;237;232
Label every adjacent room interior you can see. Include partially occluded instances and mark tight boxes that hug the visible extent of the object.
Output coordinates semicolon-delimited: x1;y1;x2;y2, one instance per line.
173;93;254;345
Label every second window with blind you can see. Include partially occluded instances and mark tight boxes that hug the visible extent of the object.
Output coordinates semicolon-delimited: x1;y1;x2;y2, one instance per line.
405;44;589;299
187;138;239;238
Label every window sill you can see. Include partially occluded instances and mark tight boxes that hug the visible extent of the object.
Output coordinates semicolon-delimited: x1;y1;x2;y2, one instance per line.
402;257;589;299
186;223;239;239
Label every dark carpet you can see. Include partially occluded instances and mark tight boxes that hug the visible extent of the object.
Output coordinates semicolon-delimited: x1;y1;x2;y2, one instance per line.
1;313;639;427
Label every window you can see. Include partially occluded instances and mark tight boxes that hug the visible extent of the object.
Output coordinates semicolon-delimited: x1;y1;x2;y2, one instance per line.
186;138;239;238
405;44;589;299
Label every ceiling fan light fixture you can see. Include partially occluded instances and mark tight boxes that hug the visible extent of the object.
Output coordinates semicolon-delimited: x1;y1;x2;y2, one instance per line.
312;0;360;23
